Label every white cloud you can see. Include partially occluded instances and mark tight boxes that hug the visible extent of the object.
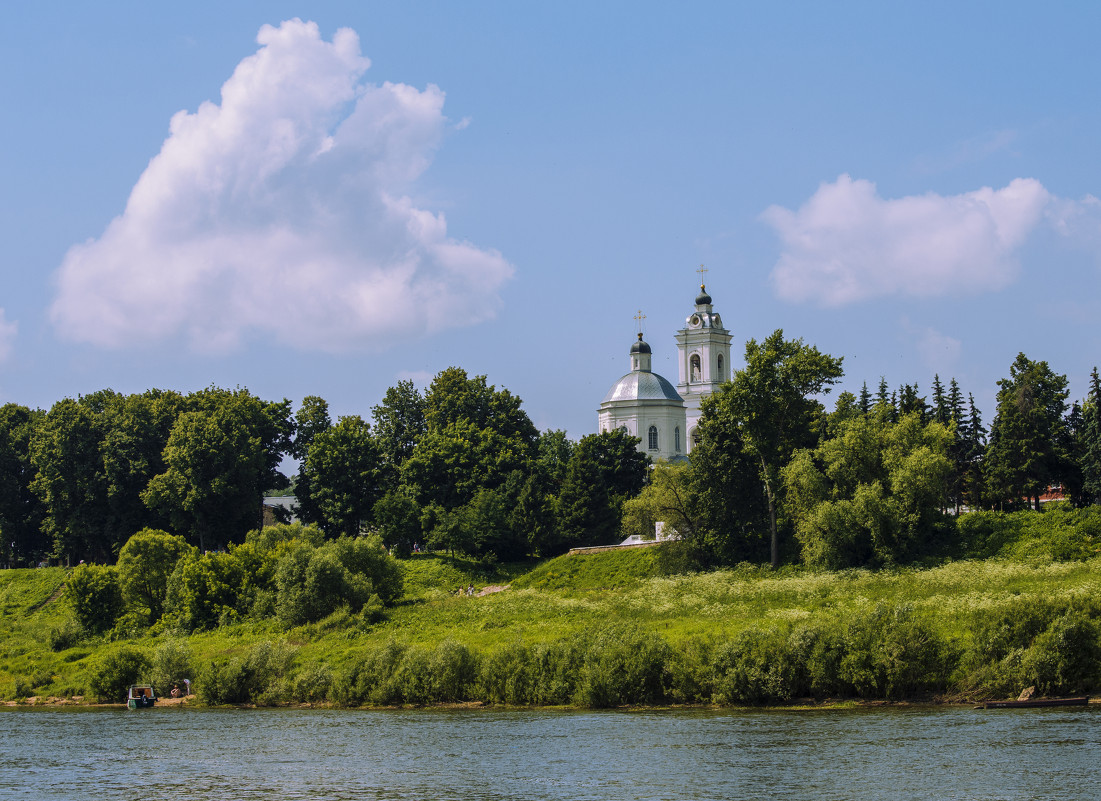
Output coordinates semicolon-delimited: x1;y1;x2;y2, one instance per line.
902;319;962;373
763;175;1052;306
50;19;512;352
0;309;16;362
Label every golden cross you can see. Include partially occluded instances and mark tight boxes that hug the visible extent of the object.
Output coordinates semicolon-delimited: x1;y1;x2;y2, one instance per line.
696;264;709;288
633;309;646;334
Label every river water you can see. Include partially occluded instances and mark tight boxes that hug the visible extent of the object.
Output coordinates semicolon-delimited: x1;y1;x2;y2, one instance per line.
1;705;1098;800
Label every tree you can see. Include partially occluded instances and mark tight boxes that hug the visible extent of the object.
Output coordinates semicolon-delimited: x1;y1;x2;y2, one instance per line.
0;404;47;566
402;369;539;514
66;563;124;633
717;330;844;568
143;404;267;551
687;395;771;566
556;430;649;549
30;398;112;563
783;412;954;568
116;528;195;620
984;353;1069;510
303;415;383;537
1082;368;1101;505
291;396;332;526
100;390;185;538
371;380;426;480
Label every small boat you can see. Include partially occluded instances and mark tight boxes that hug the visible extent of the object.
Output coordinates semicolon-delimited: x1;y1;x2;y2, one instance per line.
127;685;157;709
981;696;1089;709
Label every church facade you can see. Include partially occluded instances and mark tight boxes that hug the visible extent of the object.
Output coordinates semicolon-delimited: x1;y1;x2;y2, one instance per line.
598;283;732;460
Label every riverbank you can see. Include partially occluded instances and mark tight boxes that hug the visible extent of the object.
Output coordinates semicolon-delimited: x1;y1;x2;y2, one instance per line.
3;548;1101;708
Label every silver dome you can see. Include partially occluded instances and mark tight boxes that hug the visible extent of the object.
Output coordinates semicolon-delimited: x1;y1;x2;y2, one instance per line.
601;371;684;404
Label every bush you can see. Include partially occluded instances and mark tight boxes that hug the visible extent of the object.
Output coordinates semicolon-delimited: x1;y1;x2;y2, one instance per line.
47;618;85;652
429;640;479;702
117;529;195;620
66;564;124;634
88;646;150;702
839;603;955;699
572;624;672;707
150;639;193;696
1020;611;1101;695
166;551;246;631
712;627;798;704
197;640;296;705
332;641;408;706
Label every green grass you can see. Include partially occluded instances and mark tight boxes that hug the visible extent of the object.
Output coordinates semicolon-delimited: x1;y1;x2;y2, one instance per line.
3;548;1101;704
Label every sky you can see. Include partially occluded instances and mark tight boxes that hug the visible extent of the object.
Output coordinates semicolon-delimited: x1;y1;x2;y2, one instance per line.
3;1;1101;442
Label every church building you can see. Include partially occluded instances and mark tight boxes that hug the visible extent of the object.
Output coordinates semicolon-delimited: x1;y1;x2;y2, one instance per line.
598;280;732;460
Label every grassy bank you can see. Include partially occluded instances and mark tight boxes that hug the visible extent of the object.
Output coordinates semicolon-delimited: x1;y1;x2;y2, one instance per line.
3;547;1101;707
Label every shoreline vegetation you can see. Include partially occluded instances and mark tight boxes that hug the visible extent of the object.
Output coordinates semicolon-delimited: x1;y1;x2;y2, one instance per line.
4;531;1101;710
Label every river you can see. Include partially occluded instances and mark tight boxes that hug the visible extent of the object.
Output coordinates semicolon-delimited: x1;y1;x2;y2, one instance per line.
2;705;1098;800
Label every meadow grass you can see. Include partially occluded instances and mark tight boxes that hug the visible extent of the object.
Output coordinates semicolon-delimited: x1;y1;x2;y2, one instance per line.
3;550;1101;705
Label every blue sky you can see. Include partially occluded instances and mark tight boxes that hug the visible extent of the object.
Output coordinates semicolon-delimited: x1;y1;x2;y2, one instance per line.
3;2;1100;440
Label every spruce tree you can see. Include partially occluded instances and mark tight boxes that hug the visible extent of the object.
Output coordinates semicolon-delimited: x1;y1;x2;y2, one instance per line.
931;374;947;425
1082;367;1101;505
859;382;872;416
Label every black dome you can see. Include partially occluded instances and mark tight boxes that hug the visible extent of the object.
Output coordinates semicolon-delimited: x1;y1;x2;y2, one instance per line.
695;285;712;305
629;333;651;355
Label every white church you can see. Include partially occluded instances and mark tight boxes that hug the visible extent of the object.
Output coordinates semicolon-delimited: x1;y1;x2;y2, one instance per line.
598;281;732;460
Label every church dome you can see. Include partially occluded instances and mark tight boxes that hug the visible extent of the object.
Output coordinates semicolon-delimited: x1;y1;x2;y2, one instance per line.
629;333;651;355
695;285;712;305
601;371;683;404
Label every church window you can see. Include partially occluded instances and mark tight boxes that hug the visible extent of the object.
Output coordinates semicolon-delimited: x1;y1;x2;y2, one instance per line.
717;354;724;380
648;425;658;450
675;427;681;452
690;354;701;382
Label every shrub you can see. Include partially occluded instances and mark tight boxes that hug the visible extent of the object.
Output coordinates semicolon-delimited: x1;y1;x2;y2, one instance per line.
479;641;534;705
197;640;296;705
332;641;408;706
429;640;479;702
66;564;124;634
47;618;85;652
87;646;150;702
572;624;672;708
712;627;798;704
150;639;193;696
839;603;955;699
1020;611;1101;695
166;551;246;631
117;529;195;620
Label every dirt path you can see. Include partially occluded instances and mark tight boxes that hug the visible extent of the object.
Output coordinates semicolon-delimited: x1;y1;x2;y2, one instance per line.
476;584;508;596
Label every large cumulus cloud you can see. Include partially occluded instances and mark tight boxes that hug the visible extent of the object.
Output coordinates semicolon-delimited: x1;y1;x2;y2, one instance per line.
50;19;512;352
763;174;1053;306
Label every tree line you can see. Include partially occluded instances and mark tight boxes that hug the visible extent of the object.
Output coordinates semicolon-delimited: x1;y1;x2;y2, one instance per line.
626;331;1101;570
0;369;648;567
2;336;1100;570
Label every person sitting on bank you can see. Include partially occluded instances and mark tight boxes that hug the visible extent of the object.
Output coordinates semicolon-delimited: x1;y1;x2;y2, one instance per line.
170;685;181;698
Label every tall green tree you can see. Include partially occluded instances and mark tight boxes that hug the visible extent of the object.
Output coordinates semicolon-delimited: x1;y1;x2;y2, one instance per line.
291;396;332;526
1082;368;1101;505
143;403;266;551
984;353;1069;510
303;415;383;537
371;380;426;480
556;430;649;550
717;329;844;568
30;398;112;563
0;404;47;565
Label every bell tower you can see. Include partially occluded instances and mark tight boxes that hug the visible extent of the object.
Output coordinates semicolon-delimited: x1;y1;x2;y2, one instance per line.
674;267;732;449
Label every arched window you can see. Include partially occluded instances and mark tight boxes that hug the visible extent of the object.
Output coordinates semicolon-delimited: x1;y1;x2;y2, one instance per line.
690;354;701;382
648;425;658;450
675;426;681;452
717;354;724;380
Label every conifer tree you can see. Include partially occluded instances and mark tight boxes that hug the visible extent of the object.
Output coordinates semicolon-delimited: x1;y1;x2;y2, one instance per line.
1081;367;1101;505
931;375;947;425
859;382;872;416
